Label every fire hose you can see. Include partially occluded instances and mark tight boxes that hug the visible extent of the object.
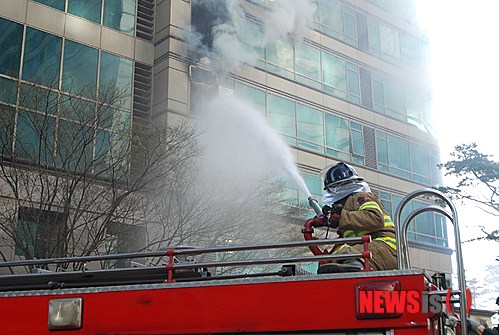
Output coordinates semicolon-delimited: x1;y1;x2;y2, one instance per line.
302;197;332;255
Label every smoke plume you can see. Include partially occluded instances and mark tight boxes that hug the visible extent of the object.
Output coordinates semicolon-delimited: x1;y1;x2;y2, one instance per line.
189;0;317;73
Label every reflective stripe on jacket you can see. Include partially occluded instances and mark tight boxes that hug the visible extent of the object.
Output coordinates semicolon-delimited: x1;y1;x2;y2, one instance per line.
336;192;396;251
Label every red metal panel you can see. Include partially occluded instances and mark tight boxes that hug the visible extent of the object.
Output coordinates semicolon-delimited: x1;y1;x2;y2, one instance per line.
0;274;430;334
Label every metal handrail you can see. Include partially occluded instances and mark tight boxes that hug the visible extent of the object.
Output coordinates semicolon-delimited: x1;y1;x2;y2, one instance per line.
0;236;372;291
394;188;468;335
0;237;366;269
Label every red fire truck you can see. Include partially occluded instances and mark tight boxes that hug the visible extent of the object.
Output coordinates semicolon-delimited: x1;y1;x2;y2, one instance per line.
0;189;470;334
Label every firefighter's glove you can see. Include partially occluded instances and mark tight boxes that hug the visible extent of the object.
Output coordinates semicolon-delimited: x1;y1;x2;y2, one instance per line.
466;318;481;333
312;214;328;227
328;204;343;228
322;205;331;215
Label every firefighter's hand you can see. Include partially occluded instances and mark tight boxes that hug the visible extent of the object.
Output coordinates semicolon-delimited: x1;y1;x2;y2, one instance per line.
467;318;485;334
329;204;342;228
322;205;331;215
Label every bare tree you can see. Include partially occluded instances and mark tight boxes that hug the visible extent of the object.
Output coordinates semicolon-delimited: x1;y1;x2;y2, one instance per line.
142;156;306;274
0;80;310;276
0;80;199;268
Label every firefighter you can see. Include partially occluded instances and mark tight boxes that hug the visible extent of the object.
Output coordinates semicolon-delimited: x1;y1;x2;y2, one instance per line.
317;162;397;273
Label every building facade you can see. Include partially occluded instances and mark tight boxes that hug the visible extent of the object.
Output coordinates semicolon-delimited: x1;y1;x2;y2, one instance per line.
0;0;452;276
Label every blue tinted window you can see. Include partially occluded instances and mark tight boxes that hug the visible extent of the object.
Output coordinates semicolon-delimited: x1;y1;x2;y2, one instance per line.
62;40;98;97
68;0;102;23
95;129;129;178
99;52;133;109
387;135;410;171
22;28;62;86
0;106;15;156
34;0;65;10
295;42;320;81
0;18;23;77
234;83;266;114
267;94;295;137
99;106;130;131
0;78;18;105
410;142;430;177
60;95;95;123
322;52;346;93
57;120;94;171
16;111;55;165
297;103;323;146
325;113;349;152
19;83;58;114
103;0;136;35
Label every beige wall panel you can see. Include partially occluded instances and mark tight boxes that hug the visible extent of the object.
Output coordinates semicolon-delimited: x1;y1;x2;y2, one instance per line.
152;100;168;117
344;46;359;61
361;108;376;124
386;117;409;136
378;173;392;191
169;25;186;41
390;177;410;193
303;28;321;45
319;34;346;55
27;2;64;36
373;112;388;129
155;0;170;33
409;247;452;275
171;0;190;29
168;57;188;73
439;254;452;273
408;247;420;266
297;85;322;106
154;39;170;60
347;104;362;119
267;75;296;96
362;169;379;186
65;15;101;48
297;150;327;170
101;27;134;58
169;38;188;55
235;66;266;86
134;38;154;65
166;99;188;115
153;70;168;105
0;0;27;23
417;246;431;270
167;68;189;104
324;95;349;112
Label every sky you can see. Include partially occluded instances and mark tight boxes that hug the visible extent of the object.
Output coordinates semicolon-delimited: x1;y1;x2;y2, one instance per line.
414;0;499;310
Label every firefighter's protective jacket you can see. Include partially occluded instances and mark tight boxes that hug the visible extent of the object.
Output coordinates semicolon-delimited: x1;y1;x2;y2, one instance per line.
337;192;396;251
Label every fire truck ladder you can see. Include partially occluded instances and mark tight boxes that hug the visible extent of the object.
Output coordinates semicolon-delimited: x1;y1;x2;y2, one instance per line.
0;237;372;292
394;188;469;335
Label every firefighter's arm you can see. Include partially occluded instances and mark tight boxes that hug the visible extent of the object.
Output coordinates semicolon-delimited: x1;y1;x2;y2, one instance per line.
338;193;384;231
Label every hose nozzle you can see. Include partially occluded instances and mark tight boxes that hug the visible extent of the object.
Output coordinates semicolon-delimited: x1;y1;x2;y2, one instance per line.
308;197;322;216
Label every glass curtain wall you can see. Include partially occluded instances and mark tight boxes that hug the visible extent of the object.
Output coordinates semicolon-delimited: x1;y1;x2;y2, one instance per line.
0;19;134;176
33;0;136;35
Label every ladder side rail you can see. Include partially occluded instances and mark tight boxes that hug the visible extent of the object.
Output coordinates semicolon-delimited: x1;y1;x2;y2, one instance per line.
394;188;468;335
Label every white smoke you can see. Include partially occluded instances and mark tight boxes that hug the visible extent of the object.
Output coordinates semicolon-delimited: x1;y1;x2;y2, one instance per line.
262;0;317;43
195;95;311;197
188;0;317;74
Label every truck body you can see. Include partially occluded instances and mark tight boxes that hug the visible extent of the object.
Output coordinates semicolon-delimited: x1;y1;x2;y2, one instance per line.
0;189;467;335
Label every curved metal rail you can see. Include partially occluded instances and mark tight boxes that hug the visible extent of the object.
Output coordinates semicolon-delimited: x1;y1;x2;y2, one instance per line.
394;188;468;335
